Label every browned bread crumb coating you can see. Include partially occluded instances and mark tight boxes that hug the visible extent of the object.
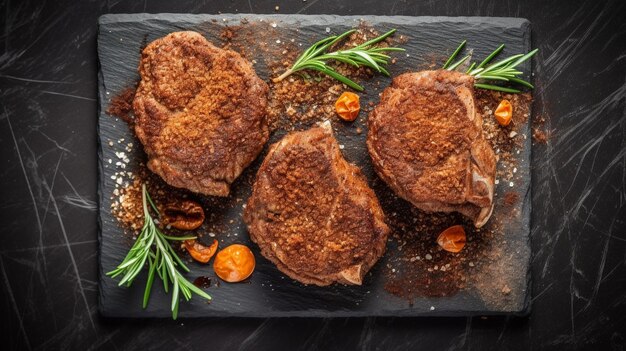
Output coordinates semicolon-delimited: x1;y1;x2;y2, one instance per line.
367;70;496;227
244;122;389;286
134;31;269;196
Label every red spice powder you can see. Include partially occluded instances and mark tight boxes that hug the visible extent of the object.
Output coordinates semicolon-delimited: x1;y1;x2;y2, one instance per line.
503;191;520;206
106;86;136;124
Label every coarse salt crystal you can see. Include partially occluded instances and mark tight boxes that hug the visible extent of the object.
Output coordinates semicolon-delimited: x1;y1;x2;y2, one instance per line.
495;179;500;185
325;27;331;33
425;254;432;260
509;181;514;187
276;39;281;44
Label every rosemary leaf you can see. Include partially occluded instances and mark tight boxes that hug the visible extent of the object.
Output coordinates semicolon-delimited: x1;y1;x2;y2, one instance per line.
477;44;505;69
323;69;363;91
446;55;470;71
273;28;404;90
442;40;466;69
466;62;476;74
474;83;521;93
107;184;211;319
355;29;397;49
143;254;156;308
442;41;537;93
508;77;535;89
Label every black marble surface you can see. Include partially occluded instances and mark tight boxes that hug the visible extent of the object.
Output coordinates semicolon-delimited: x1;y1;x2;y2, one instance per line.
0;0;624;350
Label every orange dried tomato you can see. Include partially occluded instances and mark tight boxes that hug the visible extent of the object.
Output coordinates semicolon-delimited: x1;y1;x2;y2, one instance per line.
334;92;360;121
494;99;513;126
436;225;466;253
183;239;218;263
213;244;255;283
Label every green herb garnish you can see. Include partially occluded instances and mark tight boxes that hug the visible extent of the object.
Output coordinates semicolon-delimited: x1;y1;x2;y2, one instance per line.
107;184;211;319
272;29;405;91
442;41;538;93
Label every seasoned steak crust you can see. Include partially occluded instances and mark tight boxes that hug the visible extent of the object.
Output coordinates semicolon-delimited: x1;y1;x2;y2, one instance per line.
367;70;496;227
133;31;269;196
244;122;390;286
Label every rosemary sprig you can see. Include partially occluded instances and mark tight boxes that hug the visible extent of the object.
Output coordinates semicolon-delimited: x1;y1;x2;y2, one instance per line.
107;184;211;319
272;29;405;91
442;41;538;93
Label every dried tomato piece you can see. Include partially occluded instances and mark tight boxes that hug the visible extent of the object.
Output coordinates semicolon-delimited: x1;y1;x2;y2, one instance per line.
183;239;218;263
213;244;255;283
162;200;205;230
436;225;466;253
335;92;360;121
494;99;513;126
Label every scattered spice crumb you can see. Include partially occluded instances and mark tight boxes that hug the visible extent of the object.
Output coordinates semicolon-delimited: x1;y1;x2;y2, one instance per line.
532;128;549;143
501;285;511;295
503;192;519;206
106;86;136;124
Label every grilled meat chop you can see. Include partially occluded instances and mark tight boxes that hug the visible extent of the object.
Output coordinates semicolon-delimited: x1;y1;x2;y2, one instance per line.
367;70;496;227
133;31;269;196
244;122;389;286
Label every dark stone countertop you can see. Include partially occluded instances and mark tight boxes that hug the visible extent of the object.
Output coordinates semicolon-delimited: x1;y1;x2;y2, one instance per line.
0;0;624;350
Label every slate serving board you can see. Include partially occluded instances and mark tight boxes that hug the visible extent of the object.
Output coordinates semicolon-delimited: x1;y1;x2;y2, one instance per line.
98;14;532;318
